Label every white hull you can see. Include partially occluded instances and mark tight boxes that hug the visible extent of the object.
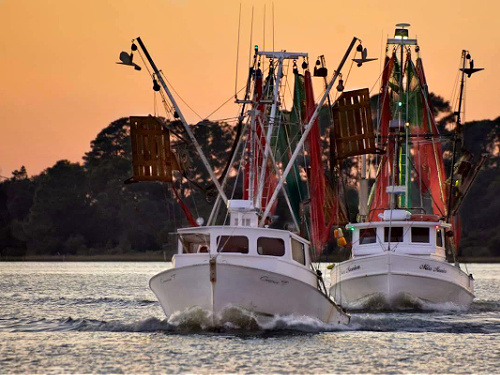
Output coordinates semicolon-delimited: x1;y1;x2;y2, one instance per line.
329;253;474;310
151;260;349;325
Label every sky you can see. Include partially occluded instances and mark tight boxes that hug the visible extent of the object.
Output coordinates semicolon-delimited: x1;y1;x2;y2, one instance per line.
0;0;498;178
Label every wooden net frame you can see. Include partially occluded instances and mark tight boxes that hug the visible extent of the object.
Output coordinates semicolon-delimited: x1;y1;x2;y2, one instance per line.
129;116;174;182
331;88;376;162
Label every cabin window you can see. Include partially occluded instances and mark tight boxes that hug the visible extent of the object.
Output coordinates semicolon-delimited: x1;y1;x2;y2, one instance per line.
359;228;377;244
179;234;210;254
436;229;443;247
411;227;430;243
217;236;249;253
291;239;306;265
384;227;404;242
257;237;285;256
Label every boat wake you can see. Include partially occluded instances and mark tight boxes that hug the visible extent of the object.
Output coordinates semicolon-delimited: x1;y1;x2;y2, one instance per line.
0;305;347;334
166;305;349;333
343;294;470;313
2;299;498;335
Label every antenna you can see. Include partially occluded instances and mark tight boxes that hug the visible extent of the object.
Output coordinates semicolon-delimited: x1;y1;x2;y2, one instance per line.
234;3;242;98
272;2;275;52
262;5;266;72
248;7;254;67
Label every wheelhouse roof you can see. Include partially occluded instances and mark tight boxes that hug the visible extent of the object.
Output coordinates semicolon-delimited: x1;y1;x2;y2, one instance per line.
176;226;310;244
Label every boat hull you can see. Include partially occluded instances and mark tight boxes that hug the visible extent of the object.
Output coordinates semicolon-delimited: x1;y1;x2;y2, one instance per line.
329;253;474;310
150;261;349;325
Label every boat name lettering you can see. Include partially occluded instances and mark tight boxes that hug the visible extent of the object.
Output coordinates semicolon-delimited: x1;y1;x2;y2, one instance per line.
419;264;447;273
434;266;447;273
341;265;361;274
160;274;176;283
260;276;289;285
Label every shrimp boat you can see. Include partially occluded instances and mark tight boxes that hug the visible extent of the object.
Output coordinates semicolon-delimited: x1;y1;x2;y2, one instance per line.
118;35;377;325
329;24;484;309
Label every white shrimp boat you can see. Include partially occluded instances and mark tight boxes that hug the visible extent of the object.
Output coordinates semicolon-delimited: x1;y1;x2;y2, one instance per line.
328;24;483;310
329;211;474;309
150;201;347;324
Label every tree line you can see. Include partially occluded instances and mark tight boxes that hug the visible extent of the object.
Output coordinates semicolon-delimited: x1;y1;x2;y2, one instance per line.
1;96;499;259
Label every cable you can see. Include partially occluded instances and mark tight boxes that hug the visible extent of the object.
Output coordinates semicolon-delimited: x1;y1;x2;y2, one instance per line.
203;86;246;120
159;71;203;120
234;3;242;98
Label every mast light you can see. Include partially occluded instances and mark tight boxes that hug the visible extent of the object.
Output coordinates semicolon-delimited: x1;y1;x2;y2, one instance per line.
394;23;411;39
388;23;417;45
394;28;409;40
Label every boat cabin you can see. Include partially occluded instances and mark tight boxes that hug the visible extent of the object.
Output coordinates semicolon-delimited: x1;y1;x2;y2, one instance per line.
172;200;317;273
350;210;451;260
175;226;312;266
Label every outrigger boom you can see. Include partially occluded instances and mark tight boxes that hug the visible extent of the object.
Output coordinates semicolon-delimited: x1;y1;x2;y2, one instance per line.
134;37;229;205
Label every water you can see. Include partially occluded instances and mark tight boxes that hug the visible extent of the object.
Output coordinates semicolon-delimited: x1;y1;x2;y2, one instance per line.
1;262;499;373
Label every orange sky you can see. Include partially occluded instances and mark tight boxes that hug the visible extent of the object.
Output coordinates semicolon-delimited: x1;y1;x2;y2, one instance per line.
0;0;497;177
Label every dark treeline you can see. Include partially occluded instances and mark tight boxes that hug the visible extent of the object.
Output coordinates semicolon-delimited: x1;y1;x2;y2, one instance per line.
0;118;235;258
1;96;499;258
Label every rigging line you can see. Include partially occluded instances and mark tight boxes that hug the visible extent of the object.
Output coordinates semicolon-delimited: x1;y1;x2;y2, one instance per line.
263;4;266;72
209;120;250;224
463;78;467;123
274;115;306;197
370;56;392;95
248;6;254;67
204;85;247;120
136;49;172;115
136;48;154;77
159;71;203;120
204;62;273;121
406;151;445;217
208;116;240;123
280;60;292;111
339;58;355;100
234;3;242;98
379;30;384;80
153;90;157;117
214;55;260;188
157;85;174;114
386;223;415;252
374;31;386;176
272;2;275;52
217;138;247;229
449;54;462;113
415;63;448;207
286;78;304;133
188;181;200;219
229;137;246;202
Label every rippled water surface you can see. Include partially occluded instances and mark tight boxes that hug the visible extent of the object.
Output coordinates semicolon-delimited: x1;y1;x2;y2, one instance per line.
0;262;499;373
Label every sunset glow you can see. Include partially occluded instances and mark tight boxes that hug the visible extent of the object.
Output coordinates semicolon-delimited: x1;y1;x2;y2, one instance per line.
0;0;496;177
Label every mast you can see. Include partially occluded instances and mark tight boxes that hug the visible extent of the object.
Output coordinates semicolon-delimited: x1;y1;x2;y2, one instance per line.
446;51;467;222
446;49;484;222
134;37;229;206
359;155;369;217
255;51;308;210
260;37;361;226
386;24;417;210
